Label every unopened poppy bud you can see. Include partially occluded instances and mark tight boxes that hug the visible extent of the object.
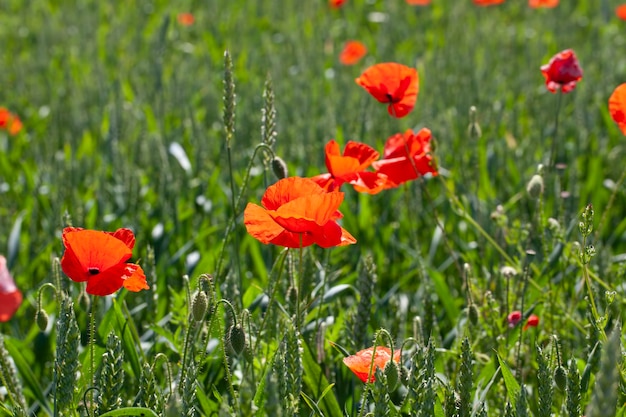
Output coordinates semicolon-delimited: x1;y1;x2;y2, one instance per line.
35;309;49;331
78;290;91;311
383;359;400;392
192;291;208;322
526;174;544;199
227;325;246;355
554;365;567;391
467;106;482;139
468;304;479;326
271;156;289;180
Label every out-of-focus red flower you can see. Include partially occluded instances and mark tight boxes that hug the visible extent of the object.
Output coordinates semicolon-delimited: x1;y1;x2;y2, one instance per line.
329;0;347;9
507;311;522;328
61;227;149;296
609;83;626;135
372;128;437;188
540;49;583;93
0;255;22;322
177;12;195;26
244;177;357;249
616;5;626;20
355;63;419;118
0;107;23;135
405;0;431;5
529;0;558;7
311;140;388;194
343;346;401;383
473;0;505;6
523;314;540;330
339;41;367;66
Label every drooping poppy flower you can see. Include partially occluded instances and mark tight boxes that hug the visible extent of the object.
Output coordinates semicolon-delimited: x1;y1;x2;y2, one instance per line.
609;84;626;135
329;0;347;9
529;0;558;8
540;49;583;93
0;107;22;135
507;310;522;328
244;177;356;249
61;227;149;296
523;314;540;330
311;140;388;194
0;255;22;322
355;63;419;118
339;41;367;66
473;0;505;6
616;5;626;20
372;128;437;188
177;12;195;26
405;0;431;5
343;346;401;383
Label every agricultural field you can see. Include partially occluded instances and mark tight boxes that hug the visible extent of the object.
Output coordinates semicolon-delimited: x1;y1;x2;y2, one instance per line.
1;0;626;416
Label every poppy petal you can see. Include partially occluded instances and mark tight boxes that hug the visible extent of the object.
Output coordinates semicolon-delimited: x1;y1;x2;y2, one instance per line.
339;41;367;66
0;290;22;322
343;347;401;383
261;177;325;210
274;192;344;226
310;173;337;192
244;203;288;244
84;263;127;296
349;171;389;194
110;228;136;250
356;63;419;119
609;83;626;135
122;264;150;292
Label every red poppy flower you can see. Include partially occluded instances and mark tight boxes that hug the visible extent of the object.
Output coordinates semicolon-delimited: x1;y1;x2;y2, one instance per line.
343;346;401;383
0;255;22;322
473;0;505;6
339;41;367;66
609;84;626;135
372;128;437;188
61;227;149;296
529;0;558;7
329;0;347;8
311;140;388;194
617;5;626;20
177;12;195;26
244;177;356;248
405;0;431;5
507;310;522;328
355;63;419;118
523;314;540;330
540;49;583;93
0;107;23;135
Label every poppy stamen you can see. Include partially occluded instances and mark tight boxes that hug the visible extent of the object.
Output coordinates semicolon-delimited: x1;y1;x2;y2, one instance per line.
88;267;100;275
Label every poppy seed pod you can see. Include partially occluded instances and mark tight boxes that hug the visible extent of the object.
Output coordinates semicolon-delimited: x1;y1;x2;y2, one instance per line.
271;156;289;180
192;290;208;322
383;359;400;391
35;309;49;332
526;174;544;199
227;325;246;355
554;365;567;391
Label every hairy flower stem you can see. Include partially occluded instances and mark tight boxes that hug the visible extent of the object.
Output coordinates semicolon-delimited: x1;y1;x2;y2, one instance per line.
216;299;239;408
548;92;563;169
89;296;97;416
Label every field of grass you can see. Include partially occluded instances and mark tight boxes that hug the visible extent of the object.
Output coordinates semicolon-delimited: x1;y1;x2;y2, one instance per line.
2;0;626;416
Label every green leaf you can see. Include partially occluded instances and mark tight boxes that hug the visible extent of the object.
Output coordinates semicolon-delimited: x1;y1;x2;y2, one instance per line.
497;353;520;409
302;342;343;417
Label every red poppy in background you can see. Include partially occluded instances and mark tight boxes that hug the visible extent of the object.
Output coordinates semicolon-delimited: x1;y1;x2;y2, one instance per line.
0;255;22;322
523;314;540;330
507;310;522;328
609;83;626;135
177;12;195;26
372;128;437;188
0;107;23;135
311;140;388;194
329;0;347;9
61;227;149;296
356;63;419;118
529;0;558;7
540;49;583;93
343;346;401;383
405;0;431;5
244;177;356;248
616;5;626;20
339;41;367;66
473;0;505;6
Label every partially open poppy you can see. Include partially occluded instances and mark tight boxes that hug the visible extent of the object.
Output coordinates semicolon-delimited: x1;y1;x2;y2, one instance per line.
177;12;195;26
529;0;558;7
473;0;505;6
523;314;540;330
0;107;22;135
343;346;401;383
311;140;388;194
540;49;583;93
0;255;22;322
617;5;626;20
355;63;419;118
244;177;356;248
61;227;149;296
372;128;437;188
339;41;367;66
609;84;626;135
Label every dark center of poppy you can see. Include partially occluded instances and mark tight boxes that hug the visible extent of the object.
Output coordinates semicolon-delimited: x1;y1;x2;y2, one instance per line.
385;93;394;103
88;267;100;275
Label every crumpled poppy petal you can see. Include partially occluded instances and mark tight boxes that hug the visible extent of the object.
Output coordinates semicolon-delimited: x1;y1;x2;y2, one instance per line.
110;228;136;250
540;49;583;94
261;177;325;210
343;346;401;383
121;264;150;292
340;141;379;172
310;173;337;192
274;192;344;226
609;83;626;135
349;171;389;195
244;203;288;244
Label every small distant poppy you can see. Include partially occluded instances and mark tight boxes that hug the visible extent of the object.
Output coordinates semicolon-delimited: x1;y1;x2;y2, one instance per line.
355;62;419;118
372;128;437;188
540;49;583;93
339;41;367;66
523;314;540;330
177;12;195;26
405;0;431;5
61;227;149;296
529;0;558;7
329;0;347;9
0;107;22;135
0;255;22;322
616;5;626;20
343;346;401;383
311;140;388;194
609;83;626;135
244;177;356;249
473;0;505;6
507;311;522;328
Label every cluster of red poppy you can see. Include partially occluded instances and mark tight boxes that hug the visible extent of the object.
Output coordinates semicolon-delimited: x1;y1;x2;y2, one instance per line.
507;311;540;331
0;107;22;136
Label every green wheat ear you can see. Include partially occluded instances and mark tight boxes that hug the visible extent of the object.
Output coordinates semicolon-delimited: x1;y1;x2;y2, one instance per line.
97;407;158;417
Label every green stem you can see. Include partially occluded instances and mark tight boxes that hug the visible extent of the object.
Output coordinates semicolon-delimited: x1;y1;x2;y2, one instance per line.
549;92;563;169
89;296;97;416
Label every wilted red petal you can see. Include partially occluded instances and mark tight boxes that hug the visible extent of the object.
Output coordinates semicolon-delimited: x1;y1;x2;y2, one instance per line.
529;0;558;7
618;5;626;20
339;41;367;65
540;49;583;93
0;255;21;322
343;346;401;383
609;83;626;135
355;63;419;118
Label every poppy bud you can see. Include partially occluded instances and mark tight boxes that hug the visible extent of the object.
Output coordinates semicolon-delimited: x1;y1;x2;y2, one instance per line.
383;359;400;392
35;309;49;332
468;304;479;326
554;365;567;391
227;325;246;355
192;290;208;322
271;156;289;180
526;174;544;199
78;290;91;311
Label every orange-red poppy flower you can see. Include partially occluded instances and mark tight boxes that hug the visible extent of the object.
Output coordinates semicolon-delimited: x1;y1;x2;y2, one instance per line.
523;314;540;330
311;140;388;194
355;63;419;118
473;0;505;6
0;255;22;322
177;12;195;26
61;227;149;296
0;107;23;135
616;5;626;20
540;49;583;93
405;0;431;5
343;346;401;383
372;128;437;188
529;0;558;7
244;177;356;249
339;41;367;66
609;83;626;135
329;0;347;8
